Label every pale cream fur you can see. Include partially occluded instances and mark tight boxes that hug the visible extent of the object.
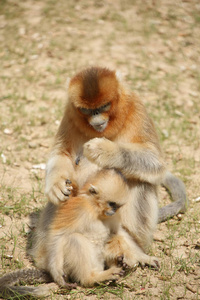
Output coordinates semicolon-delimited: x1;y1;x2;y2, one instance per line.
32;170;127;287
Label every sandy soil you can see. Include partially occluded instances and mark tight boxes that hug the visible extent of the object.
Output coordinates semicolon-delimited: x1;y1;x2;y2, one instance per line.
0;0;200;299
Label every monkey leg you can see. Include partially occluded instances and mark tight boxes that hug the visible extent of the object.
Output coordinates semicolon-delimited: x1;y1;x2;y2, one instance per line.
105;230;160;271
105;233;139;269
120;182;159;251
47;233;67;287
61;233;121;287
64;233;104;283
81;266;122;287
121;230;160;270
105;234;126;267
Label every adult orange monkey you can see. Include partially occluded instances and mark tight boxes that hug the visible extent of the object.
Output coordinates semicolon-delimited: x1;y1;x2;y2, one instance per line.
45;66;187;250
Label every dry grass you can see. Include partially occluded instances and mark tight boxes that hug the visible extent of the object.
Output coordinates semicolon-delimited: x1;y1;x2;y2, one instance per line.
0;0;200;299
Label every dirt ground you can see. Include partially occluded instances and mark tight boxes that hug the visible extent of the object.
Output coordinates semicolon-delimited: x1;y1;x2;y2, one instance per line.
0;0;200;299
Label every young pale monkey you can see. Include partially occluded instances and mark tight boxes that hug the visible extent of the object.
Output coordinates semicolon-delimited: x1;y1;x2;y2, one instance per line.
32;169;126;288
38;168;159;288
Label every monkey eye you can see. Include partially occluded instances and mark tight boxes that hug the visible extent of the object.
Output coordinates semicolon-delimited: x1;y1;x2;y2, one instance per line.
89;185;98;195
79;107;92;115
79;102;111;116
108;201;119;212
100;102;111;112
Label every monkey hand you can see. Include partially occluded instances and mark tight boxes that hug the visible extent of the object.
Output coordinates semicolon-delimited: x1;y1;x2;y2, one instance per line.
83;138;116;168
45;178;77;205
106;266;123;282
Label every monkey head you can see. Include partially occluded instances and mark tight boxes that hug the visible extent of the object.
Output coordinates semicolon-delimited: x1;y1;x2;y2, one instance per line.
82;169;128;218
67;67;129;138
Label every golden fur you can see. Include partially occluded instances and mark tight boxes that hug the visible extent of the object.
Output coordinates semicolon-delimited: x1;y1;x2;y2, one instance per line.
45;67;164;251
45;65;187;256
31;169;127;287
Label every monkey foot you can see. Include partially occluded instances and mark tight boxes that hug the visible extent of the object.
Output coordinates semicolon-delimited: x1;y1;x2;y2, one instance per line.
63;282;77;290
62;275;77;289
117;255;130;270
140;257;160;271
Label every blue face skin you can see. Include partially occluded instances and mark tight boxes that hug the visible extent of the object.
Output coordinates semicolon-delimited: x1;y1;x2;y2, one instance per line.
104;201;121;216
79;102;111;132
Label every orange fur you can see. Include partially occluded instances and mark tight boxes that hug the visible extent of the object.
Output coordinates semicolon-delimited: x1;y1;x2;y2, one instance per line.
45;65;186;268
52;67;162;159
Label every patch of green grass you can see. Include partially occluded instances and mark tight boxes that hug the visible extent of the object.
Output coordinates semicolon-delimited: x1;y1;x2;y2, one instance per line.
193;12;200;23
0;184;42;217
1;245;25;271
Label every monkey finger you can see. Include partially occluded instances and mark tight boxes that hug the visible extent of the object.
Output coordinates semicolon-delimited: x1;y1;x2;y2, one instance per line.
122;262;130;269
117;255;124;263
63;282;77;290
47;189;65;205
50;184;70;203
140;262;145;270
65;179;72;185
139;256;160;271
146;256;160;270
119;269;125;276
65;179;78;196
116;255;127;268
116;255;131;270
56;188;69;201
57;181;73;198
111;267;123;275
152;259;160;270
62;187;72;197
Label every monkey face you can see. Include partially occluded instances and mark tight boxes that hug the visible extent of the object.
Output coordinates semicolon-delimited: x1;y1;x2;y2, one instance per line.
79;103;111;132
68;67;123;137
88;179;125;218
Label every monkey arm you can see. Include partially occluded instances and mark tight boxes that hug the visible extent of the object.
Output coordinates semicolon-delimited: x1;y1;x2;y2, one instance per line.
83;138;165;185
45;153;77;205
83;138;188;222
115;143;165;184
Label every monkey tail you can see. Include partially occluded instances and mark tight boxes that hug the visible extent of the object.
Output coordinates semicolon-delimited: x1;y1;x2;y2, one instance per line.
0;268;56;298
158;171;188;223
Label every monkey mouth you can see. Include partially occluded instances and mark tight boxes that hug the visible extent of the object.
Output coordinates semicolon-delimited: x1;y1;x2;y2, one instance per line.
92;121;108;132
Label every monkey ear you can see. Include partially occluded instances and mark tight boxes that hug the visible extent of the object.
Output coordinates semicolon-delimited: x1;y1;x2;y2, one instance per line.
115;70;123;82
89;184;99;195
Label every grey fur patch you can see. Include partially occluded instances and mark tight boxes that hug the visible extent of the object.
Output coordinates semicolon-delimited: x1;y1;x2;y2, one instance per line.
120;148;163;175
136;183;152;227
